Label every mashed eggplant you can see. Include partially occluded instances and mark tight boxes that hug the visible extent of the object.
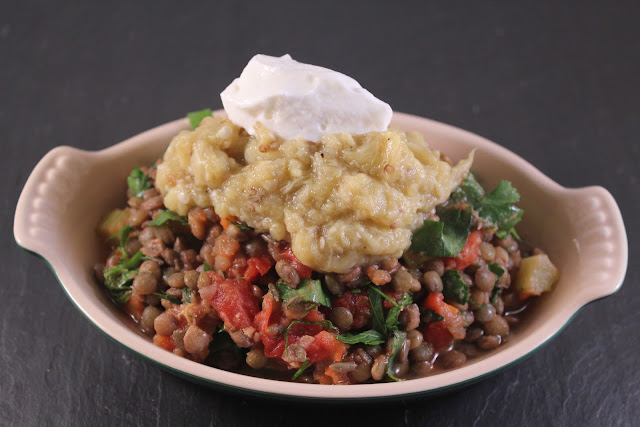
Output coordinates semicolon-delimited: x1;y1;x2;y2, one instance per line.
156;116;472;273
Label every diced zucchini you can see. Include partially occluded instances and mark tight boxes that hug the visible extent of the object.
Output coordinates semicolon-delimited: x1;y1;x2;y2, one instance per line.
514;254;559;300
97;209;130;239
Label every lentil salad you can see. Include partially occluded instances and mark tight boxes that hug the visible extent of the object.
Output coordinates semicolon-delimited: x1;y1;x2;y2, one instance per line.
93;111;558;384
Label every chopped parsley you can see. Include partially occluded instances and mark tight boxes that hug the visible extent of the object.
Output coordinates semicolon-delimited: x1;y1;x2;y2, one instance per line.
442;269;469;305
277;279;331;308
336;330;386;345
187;108;213;130
102;250;146;304
386;330;407;382
126;167;153;198
228;219;253;231
154;291;182;305
410;206;472;257
292;358;311;381
147;210;188;227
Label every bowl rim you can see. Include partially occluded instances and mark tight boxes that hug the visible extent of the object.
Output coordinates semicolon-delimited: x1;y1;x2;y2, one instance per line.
13;112;628;401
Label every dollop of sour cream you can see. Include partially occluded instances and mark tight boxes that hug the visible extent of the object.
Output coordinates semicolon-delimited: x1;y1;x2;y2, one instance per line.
220;54;393;142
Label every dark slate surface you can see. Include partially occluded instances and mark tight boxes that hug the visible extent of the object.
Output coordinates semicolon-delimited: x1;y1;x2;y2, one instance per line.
2;1;638;426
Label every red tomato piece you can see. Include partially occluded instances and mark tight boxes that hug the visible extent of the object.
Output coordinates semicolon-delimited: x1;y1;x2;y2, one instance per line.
244;255;274;278
443;230;482;271
206;279;260;331
153;334;176;351
424;322;454;349
421;292;466;340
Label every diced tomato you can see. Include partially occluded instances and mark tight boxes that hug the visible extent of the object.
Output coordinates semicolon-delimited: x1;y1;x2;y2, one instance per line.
254;294;346;364
421;292;466;342
244;255;274;279
205;279;260;330
333;290;371;329
206;271;225;285
424;322;454;349
124;292;145;320
153;334;176;351
443;230;482;271
277;245;313;279
305;330;347;363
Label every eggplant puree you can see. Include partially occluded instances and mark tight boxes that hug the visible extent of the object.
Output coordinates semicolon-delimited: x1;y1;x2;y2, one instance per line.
156;115;472;273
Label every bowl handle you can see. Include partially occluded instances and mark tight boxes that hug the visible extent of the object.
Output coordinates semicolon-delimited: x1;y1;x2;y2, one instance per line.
562;186;628;302
14;146;92;259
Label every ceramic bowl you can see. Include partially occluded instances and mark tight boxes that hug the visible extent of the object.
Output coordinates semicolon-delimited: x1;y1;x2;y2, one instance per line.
14;112;628;402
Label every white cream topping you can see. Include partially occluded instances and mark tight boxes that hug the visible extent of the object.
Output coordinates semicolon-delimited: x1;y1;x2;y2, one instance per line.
220;54;393;142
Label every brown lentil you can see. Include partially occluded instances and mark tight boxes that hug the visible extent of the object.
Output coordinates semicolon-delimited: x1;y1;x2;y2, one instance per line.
423;270;443;293
246;348;268;369
132;272;157;295
139;260;161;280
483;315;510;336
140;306;162;335
167;272;185;288
439;350;467;369
477;335;501;350
371;355;389;381
391;269;414;293
154;312;178;336
424;258;445;276
406;329;424;350
275;260;300;288
367;266;392;286
475;268;496;292
329;307;354;331
183;325;212;354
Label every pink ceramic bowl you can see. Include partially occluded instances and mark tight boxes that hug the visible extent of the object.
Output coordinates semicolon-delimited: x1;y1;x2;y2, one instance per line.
14;112;628;401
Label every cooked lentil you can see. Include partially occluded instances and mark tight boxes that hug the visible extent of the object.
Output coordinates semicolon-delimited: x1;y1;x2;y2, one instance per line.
94;136;557;383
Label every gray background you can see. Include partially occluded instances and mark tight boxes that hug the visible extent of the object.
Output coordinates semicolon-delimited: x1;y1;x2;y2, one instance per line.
2;1;638;426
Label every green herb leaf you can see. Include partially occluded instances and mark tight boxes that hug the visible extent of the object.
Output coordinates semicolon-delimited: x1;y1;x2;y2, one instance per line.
187;108;212;130
154;292;182;305
336;330;385;345
386;330;407;382
476;180;523;239
102;251;146;305
126;167;153;198
410;207;472;257
203;263;214;272
183;287;192;304
228;219;253;231
292;358;311;380
368;284;399;307
450;172;485;204
277;279;331;308
489;262;505;279
384;293;413;332
367;286;387;335
490;287;501;304
442;269;469;305
110;224;132;258
147;210;188;227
